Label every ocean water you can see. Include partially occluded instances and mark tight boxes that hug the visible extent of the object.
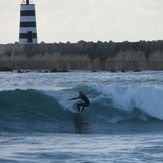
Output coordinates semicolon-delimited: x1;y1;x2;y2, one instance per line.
0;71;163;162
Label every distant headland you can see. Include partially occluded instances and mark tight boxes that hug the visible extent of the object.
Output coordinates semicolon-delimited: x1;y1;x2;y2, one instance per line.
0;40;163;72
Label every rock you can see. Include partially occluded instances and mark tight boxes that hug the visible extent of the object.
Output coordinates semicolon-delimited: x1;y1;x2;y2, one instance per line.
0;67;13;72
134;70;141;72
17;69;22;73
50;68;69;73
110;70;116;73
50;68;59;73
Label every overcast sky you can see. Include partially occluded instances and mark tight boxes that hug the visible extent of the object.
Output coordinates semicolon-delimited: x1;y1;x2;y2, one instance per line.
0;0;163;43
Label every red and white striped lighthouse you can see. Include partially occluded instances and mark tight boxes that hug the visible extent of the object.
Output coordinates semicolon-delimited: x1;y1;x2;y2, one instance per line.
19;0;38;44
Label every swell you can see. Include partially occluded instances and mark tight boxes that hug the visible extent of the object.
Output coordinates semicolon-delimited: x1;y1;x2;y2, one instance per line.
0;88;162;133
0;89;73;133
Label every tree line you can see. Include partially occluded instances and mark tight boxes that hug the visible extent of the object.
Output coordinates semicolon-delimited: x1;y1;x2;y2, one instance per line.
2;40;163;60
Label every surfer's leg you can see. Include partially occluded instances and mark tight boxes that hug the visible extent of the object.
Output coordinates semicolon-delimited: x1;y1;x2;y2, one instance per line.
80;104;86;112
77;103;83;112
80;106;85;112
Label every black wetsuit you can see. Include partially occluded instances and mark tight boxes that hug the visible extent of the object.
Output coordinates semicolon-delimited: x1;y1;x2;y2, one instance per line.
70;92;90;112
77;92;90;112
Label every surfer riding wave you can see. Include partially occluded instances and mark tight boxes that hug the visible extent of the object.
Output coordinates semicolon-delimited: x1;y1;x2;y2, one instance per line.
69;91;90;112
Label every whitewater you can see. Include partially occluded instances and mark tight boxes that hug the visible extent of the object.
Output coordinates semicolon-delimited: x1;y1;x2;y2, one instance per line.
1;71;163;162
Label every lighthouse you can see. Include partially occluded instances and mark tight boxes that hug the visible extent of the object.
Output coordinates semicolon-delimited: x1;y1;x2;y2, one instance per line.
19;0;38;44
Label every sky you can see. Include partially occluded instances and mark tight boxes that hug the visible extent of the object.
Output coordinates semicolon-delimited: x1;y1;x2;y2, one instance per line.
0;0;163;43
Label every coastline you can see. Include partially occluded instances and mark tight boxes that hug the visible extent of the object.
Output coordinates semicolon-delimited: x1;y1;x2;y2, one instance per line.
0;41;163;71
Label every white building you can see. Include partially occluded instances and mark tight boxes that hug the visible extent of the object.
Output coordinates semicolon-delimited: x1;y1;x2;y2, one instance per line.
19;0;38;44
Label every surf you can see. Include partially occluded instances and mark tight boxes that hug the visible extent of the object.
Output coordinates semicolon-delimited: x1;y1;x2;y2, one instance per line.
0;86;163;133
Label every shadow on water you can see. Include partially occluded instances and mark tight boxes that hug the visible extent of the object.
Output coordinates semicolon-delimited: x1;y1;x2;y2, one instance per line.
73;113;89;134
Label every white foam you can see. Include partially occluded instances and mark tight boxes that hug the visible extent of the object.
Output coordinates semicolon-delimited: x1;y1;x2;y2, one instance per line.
94;84;163;120
43;90;78;113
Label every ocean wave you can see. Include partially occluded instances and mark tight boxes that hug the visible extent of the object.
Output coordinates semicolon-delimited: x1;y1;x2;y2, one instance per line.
92;84;163;120
0;87;162;133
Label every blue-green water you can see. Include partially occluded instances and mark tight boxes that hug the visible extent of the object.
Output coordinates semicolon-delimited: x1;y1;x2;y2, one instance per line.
1;71;163;162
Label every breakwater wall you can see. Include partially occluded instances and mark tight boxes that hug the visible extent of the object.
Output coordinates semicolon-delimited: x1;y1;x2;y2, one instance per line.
0;41;163;71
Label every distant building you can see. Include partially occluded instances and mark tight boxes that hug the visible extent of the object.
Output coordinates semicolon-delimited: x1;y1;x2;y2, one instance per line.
19;0;38;44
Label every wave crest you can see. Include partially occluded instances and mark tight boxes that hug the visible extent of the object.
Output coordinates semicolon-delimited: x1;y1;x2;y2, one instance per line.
0;87;162;133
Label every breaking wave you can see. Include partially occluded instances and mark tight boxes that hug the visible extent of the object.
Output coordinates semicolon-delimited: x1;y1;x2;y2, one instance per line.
0;85;163;134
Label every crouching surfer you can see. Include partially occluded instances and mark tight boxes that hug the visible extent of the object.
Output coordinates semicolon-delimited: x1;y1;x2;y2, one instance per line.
69;91;90;112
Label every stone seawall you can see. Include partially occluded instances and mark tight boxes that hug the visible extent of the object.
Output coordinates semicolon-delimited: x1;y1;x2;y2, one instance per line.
0;44;163;71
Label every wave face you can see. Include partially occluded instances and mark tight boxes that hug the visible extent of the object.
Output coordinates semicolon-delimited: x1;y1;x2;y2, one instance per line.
0;86;163;134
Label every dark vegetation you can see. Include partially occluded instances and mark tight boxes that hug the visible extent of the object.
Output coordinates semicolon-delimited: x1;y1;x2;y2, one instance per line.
2;40;163;59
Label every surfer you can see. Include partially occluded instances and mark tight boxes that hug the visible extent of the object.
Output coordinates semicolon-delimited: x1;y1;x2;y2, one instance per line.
69;91;90;112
